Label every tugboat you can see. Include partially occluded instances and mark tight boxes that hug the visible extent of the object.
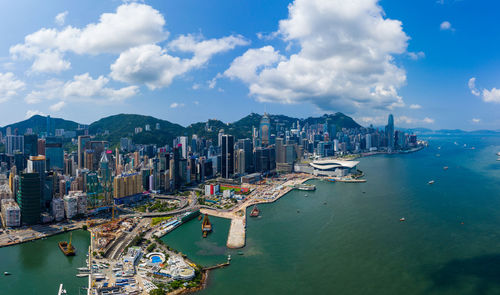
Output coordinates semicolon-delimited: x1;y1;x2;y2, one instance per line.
250;205;260;217
201;214;212;238
58;233;76;256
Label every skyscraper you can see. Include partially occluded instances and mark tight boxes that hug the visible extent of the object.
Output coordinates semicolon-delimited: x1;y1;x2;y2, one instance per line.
6;135;24;156
23;134;38;157
221;135;234;178
259;113;271;146
77;135;91;169
45;136;64;170
17;173;41;225
386;114;395;152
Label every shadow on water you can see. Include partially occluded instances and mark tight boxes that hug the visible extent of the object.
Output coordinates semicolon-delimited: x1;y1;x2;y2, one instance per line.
429;254;500;295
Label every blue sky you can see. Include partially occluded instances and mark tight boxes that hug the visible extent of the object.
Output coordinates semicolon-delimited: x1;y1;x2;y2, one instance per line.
0;0;499;130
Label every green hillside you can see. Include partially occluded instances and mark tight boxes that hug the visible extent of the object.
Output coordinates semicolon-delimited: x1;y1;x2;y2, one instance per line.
0;115;79;135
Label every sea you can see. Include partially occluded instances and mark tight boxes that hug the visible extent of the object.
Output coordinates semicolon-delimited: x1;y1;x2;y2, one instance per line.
2;133;500;295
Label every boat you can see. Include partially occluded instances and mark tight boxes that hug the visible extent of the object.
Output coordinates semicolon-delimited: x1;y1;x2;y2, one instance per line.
443;166;449;170
201;214;212;238
327;178;336;182
428;180;435;185
76;273;89;278
237;251;244;255
227;255;232;261
294;183;316;191
497;158;500;161
304;194;308;197
198;215;202;221
400;218;406;222
58;233;76;256
250;205;260;217
4;272;11;276
77;267;89;271
497;152;500;156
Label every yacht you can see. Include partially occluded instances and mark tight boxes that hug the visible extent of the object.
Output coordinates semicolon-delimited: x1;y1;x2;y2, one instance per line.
428;180;435;185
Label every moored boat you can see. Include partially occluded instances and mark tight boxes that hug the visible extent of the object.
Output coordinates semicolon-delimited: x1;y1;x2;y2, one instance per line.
250;205;260;217
58;233;76;256
294;183;316;191
201;214;212;238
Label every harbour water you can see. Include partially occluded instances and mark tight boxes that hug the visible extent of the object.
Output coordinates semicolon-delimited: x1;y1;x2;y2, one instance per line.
0;134;499;294
166;134;500;295
0;230;90;295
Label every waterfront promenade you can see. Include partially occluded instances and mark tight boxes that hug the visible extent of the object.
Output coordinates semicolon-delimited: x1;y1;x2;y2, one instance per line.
201;174;314;248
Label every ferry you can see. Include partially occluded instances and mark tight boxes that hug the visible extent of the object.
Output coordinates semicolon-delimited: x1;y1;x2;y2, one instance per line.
327;178;336;183
294;183;316;191
201;214;212;238
428;180;435;185
250;205;260;217
58;233;76;256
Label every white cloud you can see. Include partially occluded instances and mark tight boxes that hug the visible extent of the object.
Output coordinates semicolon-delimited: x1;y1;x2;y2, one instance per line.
408;51;425;60
193;100;199;105
25;73;138;104
10;3;167;73
25;110;46;118
409;104;422;109
110;35;248;89
471;118;481;123
468;77;480;96
170;102;184;108
397;116;434;125
55;11;68;26
192;83;200;90
469;77;500;104
482;88;500;103
49;101;66;111
0;72;25;103
225;0;409;112
440;21;452;31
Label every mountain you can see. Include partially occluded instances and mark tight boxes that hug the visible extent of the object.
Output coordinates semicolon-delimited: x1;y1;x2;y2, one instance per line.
1;112;363;147
89;114;185;147
0;115;79;135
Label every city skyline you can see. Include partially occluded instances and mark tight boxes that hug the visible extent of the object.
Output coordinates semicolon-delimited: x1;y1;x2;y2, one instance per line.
0;0;499;130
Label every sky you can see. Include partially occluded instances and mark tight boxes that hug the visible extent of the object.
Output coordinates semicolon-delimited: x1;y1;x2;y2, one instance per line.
0;0;499;130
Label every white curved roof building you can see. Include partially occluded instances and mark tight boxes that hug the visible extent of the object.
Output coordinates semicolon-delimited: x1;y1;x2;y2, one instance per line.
296;159;359;177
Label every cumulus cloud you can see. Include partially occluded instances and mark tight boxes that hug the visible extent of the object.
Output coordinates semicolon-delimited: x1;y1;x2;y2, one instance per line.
408;51;425;60
25;110;46;118
468;77;500;103
170;102;184;108
0;72;25;103
26;73;138;105
468;77;480;96
55;11;68;26
10;3;167;73
49;101;66;111
409;104;422;109
440;21;453;31
471;118;481;123
397;116;434;125
482;88;500;103
225;0;409;112
110;35;248;89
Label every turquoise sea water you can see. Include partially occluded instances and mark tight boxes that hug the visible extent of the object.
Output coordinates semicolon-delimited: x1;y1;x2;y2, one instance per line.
1;134;499;295
165;134;500;295
0;230;90;295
